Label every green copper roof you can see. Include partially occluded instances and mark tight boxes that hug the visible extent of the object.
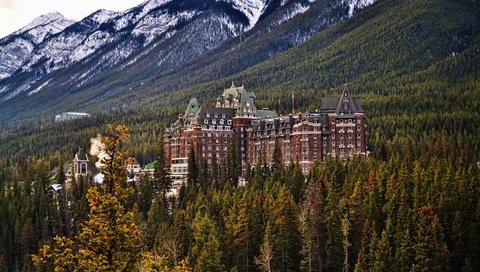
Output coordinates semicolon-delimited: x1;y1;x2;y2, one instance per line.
216;83;259;117
145;160;157;170
257;109;278;118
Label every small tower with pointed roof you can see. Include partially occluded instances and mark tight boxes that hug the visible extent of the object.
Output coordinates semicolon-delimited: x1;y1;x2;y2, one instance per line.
73;148;89;180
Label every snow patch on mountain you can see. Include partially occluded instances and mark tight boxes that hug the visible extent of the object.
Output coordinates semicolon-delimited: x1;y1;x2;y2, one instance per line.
142;0;174;14
28;79;52;96
69;31;116;62
273;2;311;27
115;0;173;31
2;80;32;102
13;12;75;43
88;9;119;25
227;0;268;29
132;10;197;44
344;0;376;17
0;13;74;80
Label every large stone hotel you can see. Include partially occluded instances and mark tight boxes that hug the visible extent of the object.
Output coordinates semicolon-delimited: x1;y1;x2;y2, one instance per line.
163;82;367;177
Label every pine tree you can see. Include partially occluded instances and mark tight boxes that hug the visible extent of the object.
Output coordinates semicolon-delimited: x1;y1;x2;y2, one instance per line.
32;125;144;271
395;229;414;272
146;195;170;250
411;204;449;272
341;213;351;272
173;209;193;261
226;140;239;188
268;186;301;271
271;140;283;175
154;136;172;197
191;208;225;272
137;174;155;217
255;222;273;272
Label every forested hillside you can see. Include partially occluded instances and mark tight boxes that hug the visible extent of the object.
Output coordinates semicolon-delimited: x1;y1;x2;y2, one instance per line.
0;125;479;271
0;0;479;270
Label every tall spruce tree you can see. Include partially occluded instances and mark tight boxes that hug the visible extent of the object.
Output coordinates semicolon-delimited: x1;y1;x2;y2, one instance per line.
154;136;172;197
191;208;225;272
411;205;449;272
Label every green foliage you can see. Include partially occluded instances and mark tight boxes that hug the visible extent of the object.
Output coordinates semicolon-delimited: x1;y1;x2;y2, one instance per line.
32;125;144;271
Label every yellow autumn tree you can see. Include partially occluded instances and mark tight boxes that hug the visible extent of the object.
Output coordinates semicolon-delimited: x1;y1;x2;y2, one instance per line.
33;125;144;271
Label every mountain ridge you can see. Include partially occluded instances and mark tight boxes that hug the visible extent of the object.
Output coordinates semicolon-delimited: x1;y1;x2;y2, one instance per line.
0;0;374;124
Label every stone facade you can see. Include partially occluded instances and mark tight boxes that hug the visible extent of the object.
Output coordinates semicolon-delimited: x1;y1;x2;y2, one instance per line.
164;83;367;176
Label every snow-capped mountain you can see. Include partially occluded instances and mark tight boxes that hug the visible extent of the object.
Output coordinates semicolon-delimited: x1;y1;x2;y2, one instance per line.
0;0;376;123
0;12;74;80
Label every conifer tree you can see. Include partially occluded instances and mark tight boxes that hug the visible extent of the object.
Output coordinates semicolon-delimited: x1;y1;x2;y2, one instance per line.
395;229;414;272
255;222;273;272
226;140;239;188
173;209;193;261
154;136;172;197
32;125;144;271
268;186;301;271
411;204;449;272
271;140;283;175
191;208;224;272
138;174;154;217
341;213;351;272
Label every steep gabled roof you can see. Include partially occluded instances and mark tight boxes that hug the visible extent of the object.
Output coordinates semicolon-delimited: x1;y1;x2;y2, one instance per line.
197;107;235;126
75;148;88;161
321;89;363;115
184;98;200;125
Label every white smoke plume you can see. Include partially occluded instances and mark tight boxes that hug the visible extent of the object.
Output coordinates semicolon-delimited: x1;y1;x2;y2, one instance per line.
89;134;108;169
